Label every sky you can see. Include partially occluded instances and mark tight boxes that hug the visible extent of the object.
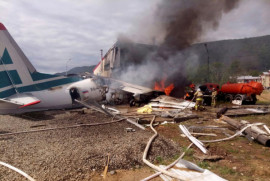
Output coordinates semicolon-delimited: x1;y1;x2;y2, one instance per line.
1;0;270;73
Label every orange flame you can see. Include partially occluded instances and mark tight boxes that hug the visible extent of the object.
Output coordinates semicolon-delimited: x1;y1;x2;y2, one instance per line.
154;79;175;96
165;83;175;95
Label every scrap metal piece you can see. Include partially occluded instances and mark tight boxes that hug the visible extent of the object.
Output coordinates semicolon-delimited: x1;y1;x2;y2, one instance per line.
75;99;145;130
150;95;195;109
220;116;270;146
179;125;207;154
125;128;135;132
158;159;227;181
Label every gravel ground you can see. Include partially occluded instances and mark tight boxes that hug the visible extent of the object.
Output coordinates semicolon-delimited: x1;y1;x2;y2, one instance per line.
0;109;180;181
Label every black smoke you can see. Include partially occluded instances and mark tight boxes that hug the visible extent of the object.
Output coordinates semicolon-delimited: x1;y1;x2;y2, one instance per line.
115;0;241;97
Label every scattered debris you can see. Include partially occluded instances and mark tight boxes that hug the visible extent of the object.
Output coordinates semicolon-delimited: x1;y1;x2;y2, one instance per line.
142;116;186;180
220;116;270;146
190;133;217;137
217;106;270;118
193;154;224;161
225;108;270;117
158;159;227;181
137;105;153;114
109;170;116;175
187;125;227;132
150;95;195;109
102;154;110;179
217;107;228;118
125;128;135;132
76;99;146;130
179;125;208;154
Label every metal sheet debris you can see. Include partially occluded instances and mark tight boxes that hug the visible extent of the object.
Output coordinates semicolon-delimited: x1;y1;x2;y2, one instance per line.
221;116;270;146
158;159;227;181
179;125;208;154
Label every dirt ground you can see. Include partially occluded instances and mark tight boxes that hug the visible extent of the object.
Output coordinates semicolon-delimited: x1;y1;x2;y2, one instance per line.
0;92;270;181
257;90;270;103
0;110;179;181
156;113;270;181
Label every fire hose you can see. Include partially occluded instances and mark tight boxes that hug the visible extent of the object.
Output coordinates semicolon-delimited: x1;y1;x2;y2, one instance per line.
142;116;186;181
0;161;36;181
182;96;196;110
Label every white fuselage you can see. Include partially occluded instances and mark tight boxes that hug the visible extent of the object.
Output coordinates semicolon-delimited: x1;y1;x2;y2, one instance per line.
0;78;106;114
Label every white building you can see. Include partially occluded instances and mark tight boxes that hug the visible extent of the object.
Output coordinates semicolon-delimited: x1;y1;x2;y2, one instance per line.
236;76;261;83
261;70;270;89
93;41;157;77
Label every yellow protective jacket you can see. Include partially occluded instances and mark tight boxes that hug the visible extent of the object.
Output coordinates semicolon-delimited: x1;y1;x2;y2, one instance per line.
194;90;203;98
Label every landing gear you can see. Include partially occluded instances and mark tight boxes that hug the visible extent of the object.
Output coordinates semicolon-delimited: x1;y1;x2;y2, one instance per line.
225;94;233;102
129;99;136;107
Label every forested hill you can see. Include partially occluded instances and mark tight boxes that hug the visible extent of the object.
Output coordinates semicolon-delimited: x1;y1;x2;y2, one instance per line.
184;35;270;84
55;65;96;76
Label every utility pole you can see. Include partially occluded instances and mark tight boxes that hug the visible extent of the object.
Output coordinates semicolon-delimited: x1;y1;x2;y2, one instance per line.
100;49;103;60
204;43;210;82
100;49;103;72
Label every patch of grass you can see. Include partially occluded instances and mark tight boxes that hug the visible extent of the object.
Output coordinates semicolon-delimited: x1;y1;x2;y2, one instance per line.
182;147;194;156
198;161;210;169
155;156;164;164
227;148;239;154
181;147;194;161
256;100;270;105
172;154;180;160
219;166;236;175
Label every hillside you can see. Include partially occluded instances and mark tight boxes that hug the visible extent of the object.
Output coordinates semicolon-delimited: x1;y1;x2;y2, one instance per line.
182;35;270;84
56;65;96;76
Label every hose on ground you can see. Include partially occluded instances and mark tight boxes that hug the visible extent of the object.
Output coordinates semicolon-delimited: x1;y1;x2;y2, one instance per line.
141;143;193;181
142;116;186;181
200;122;265;143
0;161;36;181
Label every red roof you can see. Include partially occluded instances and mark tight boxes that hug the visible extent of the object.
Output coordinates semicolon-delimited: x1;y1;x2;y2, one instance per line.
93;58;104;73
0;23;6;30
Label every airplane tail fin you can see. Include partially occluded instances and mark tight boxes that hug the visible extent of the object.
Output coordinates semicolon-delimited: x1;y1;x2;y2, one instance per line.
0;23;38;98
0;23;80;99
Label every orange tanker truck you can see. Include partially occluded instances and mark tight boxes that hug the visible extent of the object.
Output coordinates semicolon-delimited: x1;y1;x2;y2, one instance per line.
220;81;264;104
198;81;264;105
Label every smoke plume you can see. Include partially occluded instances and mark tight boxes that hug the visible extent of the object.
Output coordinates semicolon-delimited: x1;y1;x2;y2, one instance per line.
116;0;241;97
158;0;240;50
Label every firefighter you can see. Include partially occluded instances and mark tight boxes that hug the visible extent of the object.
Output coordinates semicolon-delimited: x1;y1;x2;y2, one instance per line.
211;88;218;107
194;88;204;111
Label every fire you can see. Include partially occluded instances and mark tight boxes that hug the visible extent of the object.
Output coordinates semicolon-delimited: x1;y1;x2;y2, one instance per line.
154;79;175;96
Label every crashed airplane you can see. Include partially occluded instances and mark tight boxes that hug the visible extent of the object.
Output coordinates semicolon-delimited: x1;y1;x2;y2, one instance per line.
0;23;162;114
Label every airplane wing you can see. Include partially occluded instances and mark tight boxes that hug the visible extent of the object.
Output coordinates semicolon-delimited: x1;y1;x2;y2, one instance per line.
0;93;41;108
110;79;154;95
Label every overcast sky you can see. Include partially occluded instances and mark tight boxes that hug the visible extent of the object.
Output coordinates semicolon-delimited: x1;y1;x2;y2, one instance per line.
1;0;270;73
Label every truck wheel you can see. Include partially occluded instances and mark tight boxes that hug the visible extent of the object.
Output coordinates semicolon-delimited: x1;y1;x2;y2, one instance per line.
225;94;233;102
234;94;243;101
